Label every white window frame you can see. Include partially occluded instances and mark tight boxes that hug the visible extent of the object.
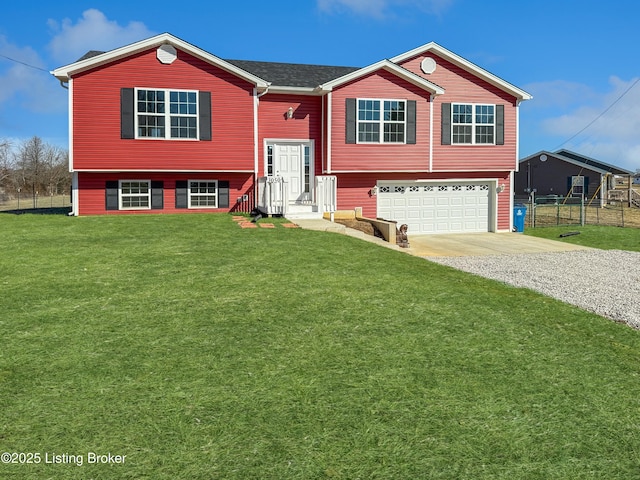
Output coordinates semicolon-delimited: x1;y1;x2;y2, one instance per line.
119;180;151;210
135;88;199;140
188;180;218;208
570;175;585;196
452;103;495;145
357;98;406;144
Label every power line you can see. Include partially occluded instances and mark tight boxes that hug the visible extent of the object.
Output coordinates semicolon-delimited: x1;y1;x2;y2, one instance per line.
0;53;49;73
556;76;640;149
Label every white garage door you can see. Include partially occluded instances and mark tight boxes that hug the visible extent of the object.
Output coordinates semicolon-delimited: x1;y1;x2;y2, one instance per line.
377;181;491;234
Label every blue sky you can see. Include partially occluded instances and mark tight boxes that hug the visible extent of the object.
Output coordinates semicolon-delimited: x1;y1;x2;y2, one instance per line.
1;0;639;171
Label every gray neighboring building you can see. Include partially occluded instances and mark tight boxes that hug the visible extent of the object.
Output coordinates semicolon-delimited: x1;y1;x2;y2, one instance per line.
515;149;633;206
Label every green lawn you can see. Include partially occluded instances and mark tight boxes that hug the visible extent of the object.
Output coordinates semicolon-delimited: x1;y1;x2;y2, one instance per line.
2;214;640;479
525;224;640;252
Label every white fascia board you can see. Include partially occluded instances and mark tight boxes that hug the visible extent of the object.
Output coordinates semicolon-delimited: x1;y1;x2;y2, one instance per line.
391;42;533;102
319;60;445;95
50;33;270;89
265;86;323;95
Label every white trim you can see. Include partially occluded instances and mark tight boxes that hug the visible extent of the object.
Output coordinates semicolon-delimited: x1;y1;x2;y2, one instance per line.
355;98;409;144
390;42;532;101
326;92;332;174
135;87;199;140
451;103;497;145
119;179;151;210
429;95;434;172
68;78;74;172
319;59;445;95
51;33;270;89
515;102;521;172
263;86;323;95
187;179;218;208
71;172;79;216
253;88;260;198
72;169;254;173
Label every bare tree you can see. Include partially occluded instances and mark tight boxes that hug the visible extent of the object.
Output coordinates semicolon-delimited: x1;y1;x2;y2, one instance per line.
0;140;12;201
14;136;70;208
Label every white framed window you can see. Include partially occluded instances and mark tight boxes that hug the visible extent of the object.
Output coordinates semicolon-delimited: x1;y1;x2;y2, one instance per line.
188;180;217;208
136;88;198;140
452;103;495;144
357;99;406;143
570;176;585;196
120;180;151;210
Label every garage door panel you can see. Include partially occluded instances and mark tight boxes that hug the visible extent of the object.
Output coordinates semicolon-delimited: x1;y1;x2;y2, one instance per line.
378;181;491;234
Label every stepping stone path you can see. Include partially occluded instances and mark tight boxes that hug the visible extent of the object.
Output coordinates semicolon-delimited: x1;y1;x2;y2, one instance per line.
231;216;298;229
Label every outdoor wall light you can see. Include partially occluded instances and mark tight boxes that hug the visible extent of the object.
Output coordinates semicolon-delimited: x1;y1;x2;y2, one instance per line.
496;183;505;193
287;107;294;119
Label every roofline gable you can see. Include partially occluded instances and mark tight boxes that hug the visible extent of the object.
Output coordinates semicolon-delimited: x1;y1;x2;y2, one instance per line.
318;59;445;95
50;33;270;89
391;42;532;102
519;150;633;175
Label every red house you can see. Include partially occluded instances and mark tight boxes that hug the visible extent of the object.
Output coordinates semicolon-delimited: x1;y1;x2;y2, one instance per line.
51;33;531;234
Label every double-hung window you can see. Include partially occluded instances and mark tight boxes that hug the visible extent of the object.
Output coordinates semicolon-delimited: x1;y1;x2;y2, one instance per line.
452;103;495;144
120;180;151;209
188;180;217;208
137;89;198;139
357;99;406;143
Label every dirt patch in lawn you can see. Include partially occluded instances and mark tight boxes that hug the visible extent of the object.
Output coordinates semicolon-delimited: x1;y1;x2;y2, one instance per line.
335;218;386;239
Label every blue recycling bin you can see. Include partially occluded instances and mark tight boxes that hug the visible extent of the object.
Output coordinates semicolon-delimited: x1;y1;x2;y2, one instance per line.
513;204;527;232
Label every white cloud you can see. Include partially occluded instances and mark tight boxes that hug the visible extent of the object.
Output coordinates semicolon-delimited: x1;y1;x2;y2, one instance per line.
0;35;64;113
540;76;640;171
47;9;155;64
317;0;454;18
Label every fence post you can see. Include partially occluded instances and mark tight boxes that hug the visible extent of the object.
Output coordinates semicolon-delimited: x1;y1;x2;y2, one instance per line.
581;195;585;226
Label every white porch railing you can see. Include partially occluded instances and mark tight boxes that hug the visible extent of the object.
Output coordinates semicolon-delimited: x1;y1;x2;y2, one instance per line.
315;175;337;215
257;176;288;215
256;175;337;217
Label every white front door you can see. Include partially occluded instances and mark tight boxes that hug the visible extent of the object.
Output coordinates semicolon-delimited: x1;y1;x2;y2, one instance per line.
269;142;313;203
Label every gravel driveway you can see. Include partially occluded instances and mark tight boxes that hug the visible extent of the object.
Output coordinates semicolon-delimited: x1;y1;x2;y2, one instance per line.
427;249;640;329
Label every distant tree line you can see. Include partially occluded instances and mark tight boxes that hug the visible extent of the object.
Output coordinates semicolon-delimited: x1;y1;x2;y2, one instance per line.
0;137;71;208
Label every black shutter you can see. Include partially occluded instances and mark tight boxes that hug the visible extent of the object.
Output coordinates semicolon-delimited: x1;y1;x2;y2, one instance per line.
105;181;119;210
199;91;212;141
218;181;229;208
567;176;572;195
121;88;135;139
406;100;416;144
151;181;164;210
584;176;590;197
441;102;451;145
175;181;188;209
345;98;356;144
495;104;504;145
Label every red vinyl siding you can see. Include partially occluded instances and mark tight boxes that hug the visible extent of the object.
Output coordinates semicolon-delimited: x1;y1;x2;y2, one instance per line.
257;94;323;177
396;53;519;172
77;172;253;215
329;70;432;172
72;48;255;172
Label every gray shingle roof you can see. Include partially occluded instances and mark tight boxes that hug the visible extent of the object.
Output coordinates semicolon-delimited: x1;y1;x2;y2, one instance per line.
224;59;359;88
74;50;360;88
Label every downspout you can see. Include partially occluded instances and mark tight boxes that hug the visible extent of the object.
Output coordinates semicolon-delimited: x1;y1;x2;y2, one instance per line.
326;91;332;174
512;99;522;231
253;85;270;210
429;94;434;172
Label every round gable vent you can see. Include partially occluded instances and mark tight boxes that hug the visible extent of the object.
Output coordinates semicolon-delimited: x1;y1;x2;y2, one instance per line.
420;57;436;74
157;44;177;64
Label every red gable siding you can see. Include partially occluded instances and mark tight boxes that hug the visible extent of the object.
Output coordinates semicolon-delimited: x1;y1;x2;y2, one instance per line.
329;70;432;172
397;53;519;172
72;48;255;172
256;94;323;176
